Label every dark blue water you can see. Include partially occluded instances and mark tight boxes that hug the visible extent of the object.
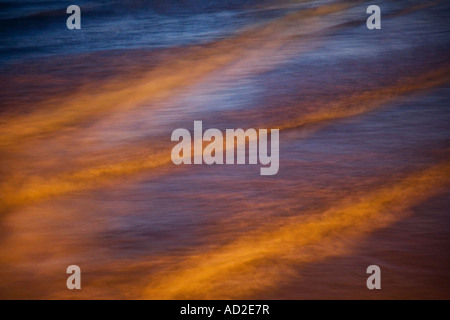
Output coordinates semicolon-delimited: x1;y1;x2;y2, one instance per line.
0;0;294;65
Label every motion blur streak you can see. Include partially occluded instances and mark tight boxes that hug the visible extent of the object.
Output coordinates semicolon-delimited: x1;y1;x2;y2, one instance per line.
142;162;450;299
278;67;450;130
1;66;448;213
0;1;355;147
0;0;449;299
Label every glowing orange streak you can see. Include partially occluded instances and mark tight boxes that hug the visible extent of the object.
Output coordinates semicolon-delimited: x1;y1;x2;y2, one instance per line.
0;66;448;213
0;1;356;148
140;162;450;299
278;67;450;130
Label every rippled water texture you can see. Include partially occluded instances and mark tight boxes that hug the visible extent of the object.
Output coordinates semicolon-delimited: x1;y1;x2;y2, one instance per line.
0;0;449;299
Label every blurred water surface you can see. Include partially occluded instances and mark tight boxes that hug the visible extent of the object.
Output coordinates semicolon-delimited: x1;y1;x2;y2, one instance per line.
0;0;449;299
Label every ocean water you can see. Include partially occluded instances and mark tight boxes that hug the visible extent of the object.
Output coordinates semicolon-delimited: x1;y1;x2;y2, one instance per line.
0;0;449;299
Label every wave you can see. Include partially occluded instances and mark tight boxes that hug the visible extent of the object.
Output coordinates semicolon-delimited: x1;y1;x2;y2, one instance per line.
0;65;448;213
0;0;358;147
0;0;449;299
138;161;450;299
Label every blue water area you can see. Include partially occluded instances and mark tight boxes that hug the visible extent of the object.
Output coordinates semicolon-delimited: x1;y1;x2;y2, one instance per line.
0;0;293;65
